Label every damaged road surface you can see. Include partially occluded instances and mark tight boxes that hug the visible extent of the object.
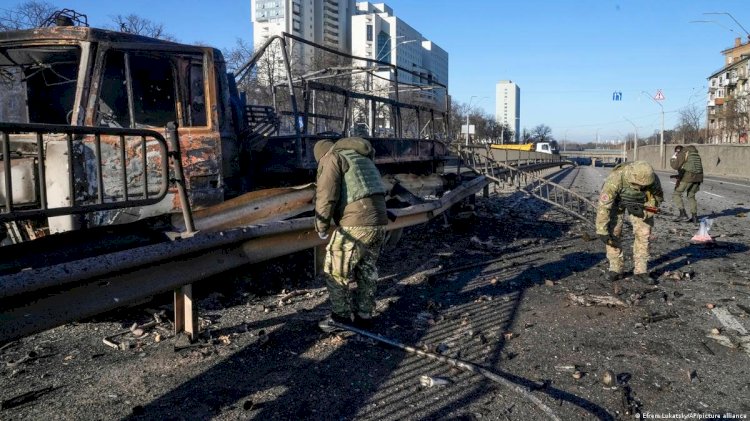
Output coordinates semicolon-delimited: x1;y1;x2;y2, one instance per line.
2;166;750;420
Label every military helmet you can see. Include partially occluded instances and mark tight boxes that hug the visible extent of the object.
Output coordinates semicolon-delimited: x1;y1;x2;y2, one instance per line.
313;140;334;162
624;161;655;186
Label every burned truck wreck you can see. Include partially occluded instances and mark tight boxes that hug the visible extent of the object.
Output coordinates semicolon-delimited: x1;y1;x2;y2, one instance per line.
0;14;453;242
0;13;493;342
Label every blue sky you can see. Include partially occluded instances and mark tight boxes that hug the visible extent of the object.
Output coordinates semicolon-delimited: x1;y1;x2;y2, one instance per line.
4;1;749;142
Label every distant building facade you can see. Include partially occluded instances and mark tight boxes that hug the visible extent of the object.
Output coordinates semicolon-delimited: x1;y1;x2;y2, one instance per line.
495;80;520;142
251;0;355;67
351;3;448;110
707;37;750;144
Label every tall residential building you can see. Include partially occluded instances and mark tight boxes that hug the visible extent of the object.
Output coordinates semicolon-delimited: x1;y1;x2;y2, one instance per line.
351;2;448;112
495;80;520;142
707;37;750;144
251;0;356;66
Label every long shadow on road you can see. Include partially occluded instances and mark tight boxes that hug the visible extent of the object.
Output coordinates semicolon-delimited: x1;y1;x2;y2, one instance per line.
125;190;614;421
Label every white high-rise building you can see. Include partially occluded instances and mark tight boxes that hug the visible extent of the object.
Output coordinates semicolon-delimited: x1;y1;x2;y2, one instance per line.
351;2;448;112
251;0;356;66
495;80;520;142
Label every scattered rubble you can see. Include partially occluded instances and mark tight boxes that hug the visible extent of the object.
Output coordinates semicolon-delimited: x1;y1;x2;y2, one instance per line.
1;168;749;419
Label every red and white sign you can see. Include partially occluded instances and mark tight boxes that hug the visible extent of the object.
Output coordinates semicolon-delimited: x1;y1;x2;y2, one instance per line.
654;89;665;101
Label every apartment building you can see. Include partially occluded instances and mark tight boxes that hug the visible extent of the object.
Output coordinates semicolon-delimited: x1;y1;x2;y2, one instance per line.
251;0;355;67
495;80;520;142
707;37;750;144
351;2;448;112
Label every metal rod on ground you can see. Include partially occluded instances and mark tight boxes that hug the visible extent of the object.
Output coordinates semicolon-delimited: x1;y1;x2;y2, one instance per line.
330;322;561;421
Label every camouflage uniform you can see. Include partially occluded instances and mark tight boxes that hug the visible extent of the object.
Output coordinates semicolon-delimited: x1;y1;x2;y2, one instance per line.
670;145;703;220
323;226;386;318
314;137;388;321
596;161;663;275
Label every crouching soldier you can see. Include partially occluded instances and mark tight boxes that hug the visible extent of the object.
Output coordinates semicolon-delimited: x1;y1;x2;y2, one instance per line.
596;161;664;284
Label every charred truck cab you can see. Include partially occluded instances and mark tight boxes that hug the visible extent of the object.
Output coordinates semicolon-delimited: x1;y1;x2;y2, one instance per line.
0;16;452;241
0;26;235;232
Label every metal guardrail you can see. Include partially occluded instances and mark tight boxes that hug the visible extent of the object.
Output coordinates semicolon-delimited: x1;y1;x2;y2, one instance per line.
0;175;489;343
0;122;170;222
456;145;596;226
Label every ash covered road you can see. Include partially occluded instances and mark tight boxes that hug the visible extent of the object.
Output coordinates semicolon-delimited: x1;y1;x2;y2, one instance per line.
1;166;749;420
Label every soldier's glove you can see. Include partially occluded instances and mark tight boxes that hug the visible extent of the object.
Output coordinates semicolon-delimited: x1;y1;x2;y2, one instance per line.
386;210;397;222
598;234;615;246
318;231;329;240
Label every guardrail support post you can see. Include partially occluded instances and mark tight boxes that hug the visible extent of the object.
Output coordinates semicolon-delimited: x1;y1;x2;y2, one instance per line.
166;122;198;339
174;284;197;341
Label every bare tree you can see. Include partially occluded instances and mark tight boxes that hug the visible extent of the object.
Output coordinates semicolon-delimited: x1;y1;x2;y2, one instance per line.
107;14;176;41
676;103;705;144
530;124;553;142
0;1;56;30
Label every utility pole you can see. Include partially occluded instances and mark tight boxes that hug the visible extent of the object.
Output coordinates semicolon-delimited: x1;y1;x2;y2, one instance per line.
623;117;638;161
641;91;665;169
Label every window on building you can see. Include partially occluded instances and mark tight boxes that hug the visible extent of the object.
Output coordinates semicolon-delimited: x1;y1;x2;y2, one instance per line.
366;24;373;41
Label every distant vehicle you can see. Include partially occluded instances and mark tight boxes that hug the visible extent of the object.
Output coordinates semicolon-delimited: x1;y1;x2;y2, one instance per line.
490;140;560;155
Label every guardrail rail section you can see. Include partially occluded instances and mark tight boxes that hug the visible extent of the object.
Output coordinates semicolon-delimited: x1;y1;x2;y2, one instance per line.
456;145;596;226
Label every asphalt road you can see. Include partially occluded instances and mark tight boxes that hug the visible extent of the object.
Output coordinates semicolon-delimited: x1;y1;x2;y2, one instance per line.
1;164;748;420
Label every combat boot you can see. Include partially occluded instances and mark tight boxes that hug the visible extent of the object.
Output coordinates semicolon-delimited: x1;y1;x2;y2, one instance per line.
689;214;698;224
633;273;657;285
606;271;623;282
673;209;688;222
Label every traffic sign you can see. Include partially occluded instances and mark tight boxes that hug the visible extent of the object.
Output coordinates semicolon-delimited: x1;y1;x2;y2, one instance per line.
654;89;665;101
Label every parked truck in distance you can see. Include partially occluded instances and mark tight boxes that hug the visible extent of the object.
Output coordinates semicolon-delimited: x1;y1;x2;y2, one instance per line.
490;141;560;155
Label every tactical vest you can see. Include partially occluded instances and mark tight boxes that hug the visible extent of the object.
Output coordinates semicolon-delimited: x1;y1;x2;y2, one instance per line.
337;149;386;204
682;149;703;174
616;164;647;204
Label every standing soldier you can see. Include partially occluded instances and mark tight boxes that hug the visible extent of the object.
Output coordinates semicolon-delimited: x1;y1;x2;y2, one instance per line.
670;145;703;223
596;161;664;284
313;137;389;332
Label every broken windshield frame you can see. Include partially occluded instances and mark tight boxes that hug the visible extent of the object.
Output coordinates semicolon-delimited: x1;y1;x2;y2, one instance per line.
0;45;82;125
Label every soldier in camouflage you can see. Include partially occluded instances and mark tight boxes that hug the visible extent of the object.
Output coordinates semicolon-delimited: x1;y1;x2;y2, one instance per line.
313;137;389;332
596;161;663;284
670;145;703;223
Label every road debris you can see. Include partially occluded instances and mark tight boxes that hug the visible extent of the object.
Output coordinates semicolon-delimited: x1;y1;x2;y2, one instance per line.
643;312;678;324
572;370;584;380
329;320;562;421
4;350;54;368
567;293;628;308
601;370;616;387
419;375;452;387
554;364;577;372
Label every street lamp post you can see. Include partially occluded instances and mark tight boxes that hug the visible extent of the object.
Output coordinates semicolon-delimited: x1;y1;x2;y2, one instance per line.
376;39;418;62
623;116;638;161
641;91;665;169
